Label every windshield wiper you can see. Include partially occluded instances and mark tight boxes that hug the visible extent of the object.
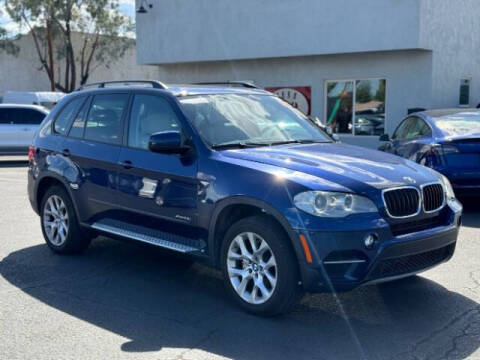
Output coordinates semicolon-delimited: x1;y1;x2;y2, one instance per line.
211;141;272;150
265;139;331;146
211;139;331;149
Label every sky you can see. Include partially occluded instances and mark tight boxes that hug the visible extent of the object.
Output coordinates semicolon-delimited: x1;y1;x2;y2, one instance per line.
0;0;136;37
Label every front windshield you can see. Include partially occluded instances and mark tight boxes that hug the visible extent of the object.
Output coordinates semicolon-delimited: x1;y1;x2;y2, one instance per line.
179;94;331;147
435;112;480;136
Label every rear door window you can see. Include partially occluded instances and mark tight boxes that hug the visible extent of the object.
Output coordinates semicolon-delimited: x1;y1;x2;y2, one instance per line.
20;109;46;125
5;108;25;125
54;97;85;135
0;109;10;124
417;119;432;138
393;118;413;140
404;118;431;140
84;94;129;145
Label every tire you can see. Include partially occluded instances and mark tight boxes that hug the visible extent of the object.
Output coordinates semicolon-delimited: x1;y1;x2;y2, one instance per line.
40;185;92;254
221;215;302;316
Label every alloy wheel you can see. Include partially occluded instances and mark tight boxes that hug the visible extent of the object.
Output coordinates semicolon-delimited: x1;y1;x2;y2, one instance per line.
43;195;69;246
227;232;278;305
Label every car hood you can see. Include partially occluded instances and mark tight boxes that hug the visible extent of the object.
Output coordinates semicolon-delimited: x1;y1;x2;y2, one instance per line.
220;143;438;193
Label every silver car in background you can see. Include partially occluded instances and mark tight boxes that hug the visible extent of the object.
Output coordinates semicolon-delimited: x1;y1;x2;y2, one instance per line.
0;104;49;154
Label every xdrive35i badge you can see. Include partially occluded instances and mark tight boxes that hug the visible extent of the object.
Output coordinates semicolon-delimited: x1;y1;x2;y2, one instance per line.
175;215;191;222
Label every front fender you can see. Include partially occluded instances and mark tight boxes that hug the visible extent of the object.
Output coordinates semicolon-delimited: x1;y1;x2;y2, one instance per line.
207;196;307;269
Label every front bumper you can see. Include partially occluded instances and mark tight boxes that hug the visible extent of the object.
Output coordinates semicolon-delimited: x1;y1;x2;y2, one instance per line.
296;201;462;292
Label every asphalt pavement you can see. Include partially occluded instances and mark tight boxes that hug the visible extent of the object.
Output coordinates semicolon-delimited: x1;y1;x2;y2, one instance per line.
0;162;479;360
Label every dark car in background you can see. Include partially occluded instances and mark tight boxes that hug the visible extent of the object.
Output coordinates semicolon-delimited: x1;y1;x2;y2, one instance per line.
379;109;480;197
28;81;462;315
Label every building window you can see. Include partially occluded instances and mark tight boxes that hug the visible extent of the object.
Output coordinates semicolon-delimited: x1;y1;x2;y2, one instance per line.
326;79;386;136
459;79;470;107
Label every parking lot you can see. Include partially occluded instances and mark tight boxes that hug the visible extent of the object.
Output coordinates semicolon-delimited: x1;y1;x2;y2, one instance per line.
0;162;479;360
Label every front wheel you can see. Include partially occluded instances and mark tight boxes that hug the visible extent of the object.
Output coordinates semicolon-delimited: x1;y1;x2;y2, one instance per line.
221;216;302;316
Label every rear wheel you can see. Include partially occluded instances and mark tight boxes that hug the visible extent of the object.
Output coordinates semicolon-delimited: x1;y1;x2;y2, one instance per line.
221;216;302;316
40;185;92;254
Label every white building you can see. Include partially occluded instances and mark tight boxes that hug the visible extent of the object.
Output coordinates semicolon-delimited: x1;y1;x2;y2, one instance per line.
0;32;158;99
135;0;480;148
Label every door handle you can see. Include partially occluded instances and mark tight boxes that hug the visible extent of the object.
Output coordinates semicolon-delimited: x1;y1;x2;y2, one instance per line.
120;160;133;169
61;149;70;157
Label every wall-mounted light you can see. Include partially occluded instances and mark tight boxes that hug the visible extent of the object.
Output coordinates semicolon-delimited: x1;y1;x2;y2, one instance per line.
137;0;153;14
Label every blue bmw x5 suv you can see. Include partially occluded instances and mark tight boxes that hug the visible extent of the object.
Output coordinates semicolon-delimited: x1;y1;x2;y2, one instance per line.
28;80;463;315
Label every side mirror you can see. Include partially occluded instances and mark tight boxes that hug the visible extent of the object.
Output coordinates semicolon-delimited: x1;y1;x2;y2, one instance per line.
148;131;189;154
379;133;390;142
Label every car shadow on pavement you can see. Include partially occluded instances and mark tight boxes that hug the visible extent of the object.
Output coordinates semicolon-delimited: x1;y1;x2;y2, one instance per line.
458;199;480;228
0;160;28;168
1;237;479;360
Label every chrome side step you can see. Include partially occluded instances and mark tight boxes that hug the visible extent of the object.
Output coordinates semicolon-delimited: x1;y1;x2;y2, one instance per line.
91;220;204;254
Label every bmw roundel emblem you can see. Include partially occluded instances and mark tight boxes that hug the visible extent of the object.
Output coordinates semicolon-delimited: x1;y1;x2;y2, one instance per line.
403;176;416;184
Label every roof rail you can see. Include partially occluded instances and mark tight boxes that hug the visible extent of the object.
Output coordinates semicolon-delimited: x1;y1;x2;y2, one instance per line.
76;80;168;91
193;81;259;89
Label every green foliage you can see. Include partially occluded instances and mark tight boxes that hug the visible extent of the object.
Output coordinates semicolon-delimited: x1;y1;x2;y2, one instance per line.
375;79;386;102
0;27;19;55
0;5;19;55
356;81;372;104
0;0;134;92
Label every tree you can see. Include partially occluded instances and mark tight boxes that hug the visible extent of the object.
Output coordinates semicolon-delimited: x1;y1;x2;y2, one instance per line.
1;0;134;92
355;81;372;104
0;7;19;55
374;80;386;103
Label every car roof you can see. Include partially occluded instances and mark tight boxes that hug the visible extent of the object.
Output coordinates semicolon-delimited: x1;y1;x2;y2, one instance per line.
416;108;480;139
165;84;272;97
72;82;272;97
421;108;480;118
0;103;50;113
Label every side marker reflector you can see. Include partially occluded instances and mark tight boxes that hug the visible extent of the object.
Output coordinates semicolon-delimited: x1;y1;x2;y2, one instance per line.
299;234;313;263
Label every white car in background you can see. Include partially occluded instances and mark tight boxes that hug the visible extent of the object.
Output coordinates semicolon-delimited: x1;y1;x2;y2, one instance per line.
0;104;49;154
2;91;65;109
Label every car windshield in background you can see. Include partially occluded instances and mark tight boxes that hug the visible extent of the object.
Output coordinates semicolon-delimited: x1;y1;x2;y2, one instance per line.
179;94;331;148
436;112;480;136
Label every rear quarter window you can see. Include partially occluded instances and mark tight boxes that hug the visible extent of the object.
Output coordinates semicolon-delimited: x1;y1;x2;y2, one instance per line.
54;97;85;135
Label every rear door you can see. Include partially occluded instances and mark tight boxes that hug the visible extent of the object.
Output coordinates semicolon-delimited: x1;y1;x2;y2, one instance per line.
62;92;130;223
115;93;199;234
0;108;18;150
16;108;47;147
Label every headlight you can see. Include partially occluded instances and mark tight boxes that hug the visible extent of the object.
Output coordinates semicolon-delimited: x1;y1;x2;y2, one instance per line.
439;174;456;200
429;169;455;200
293;191;378;218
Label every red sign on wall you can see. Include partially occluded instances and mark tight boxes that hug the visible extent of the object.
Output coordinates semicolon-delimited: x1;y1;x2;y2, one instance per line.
265;86;312;115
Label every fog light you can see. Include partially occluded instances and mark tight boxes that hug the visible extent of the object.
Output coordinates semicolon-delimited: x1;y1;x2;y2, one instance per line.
364;234;377;249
